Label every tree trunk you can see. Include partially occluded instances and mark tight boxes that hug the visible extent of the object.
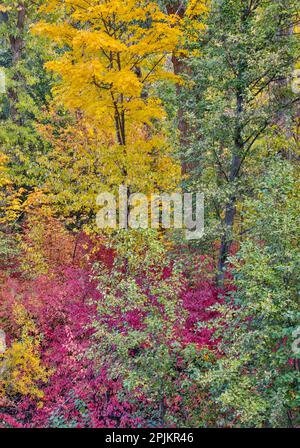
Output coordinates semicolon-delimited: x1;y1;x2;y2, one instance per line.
166;2;189;177
217;83;244;285
7;3;26;123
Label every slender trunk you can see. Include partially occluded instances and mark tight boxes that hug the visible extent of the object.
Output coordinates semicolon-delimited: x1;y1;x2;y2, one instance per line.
171;54;189;176
217;84;244;285
216;3;252;286
166;3;188;177
7;3;26;123
159;395;166;426
217;195;236;284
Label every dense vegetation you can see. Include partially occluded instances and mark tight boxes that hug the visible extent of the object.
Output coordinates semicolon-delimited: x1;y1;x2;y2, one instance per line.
0;0;299;428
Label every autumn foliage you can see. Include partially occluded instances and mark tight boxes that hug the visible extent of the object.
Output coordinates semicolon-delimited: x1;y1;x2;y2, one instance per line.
0;0;299;429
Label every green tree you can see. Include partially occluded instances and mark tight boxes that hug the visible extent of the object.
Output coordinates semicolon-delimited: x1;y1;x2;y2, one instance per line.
183;0;299;283
91;231;190;426
199;158;300;427
0;1;52;202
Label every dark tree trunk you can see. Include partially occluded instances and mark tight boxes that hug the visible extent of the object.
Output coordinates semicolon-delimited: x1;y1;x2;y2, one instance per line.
7;3;26;123
166;2;189;177
217;82;244;285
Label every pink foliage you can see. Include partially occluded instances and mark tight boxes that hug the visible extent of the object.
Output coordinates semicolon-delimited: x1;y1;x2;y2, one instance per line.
0;233;222;427
182;280;220;346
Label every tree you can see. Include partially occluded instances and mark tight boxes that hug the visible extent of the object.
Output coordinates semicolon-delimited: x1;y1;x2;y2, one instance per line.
183;0;299;283
35;107;180;229
91;231;188;426
32;0;186;227
200;158;300;427
0;1;53;229
164;0;209;176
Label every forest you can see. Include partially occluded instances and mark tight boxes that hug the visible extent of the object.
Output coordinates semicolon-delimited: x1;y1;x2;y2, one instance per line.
0;0;299;428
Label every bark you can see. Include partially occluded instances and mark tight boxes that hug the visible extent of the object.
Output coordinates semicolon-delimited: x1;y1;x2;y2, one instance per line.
10;3;26;64
166;2;189;176
217;73;244;286
7;3;26;123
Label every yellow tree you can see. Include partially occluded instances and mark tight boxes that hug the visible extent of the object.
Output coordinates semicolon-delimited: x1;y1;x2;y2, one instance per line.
36;110;181;228
0;304;50;402
4;1;208;231
34;2;180;153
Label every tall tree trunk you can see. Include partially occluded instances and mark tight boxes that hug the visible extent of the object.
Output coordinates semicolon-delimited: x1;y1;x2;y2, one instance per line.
7;2;26;123
217;78;244;286
166;2;189;176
